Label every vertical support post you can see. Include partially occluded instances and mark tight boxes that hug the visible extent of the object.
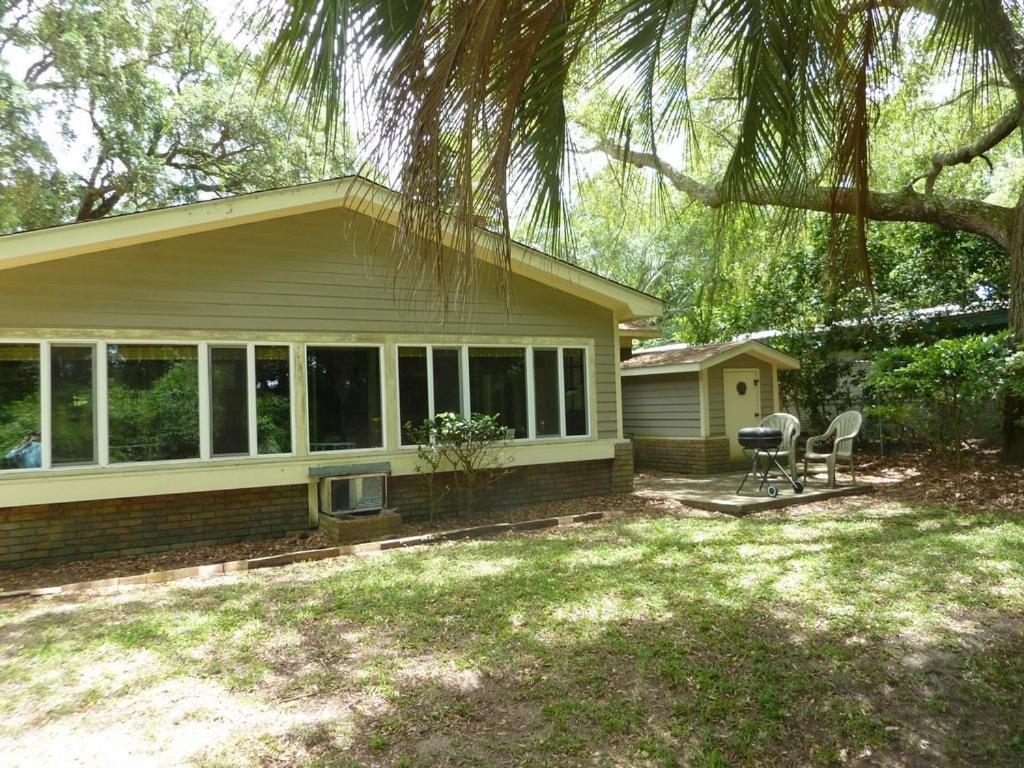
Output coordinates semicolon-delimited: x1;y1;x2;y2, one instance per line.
198;342;211;460
525;346;536;439
247;343;258;457
97;342;109;466
40;342;52;470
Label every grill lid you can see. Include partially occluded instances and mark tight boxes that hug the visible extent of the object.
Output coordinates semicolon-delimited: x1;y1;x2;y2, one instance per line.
737;427;783;449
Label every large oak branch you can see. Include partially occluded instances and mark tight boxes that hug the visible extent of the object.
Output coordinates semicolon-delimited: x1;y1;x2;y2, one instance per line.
599;141;1015;249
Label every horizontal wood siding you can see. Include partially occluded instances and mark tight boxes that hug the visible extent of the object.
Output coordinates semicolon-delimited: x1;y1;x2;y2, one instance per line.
0;210;618;438
621;372;701;437
706;353;776;435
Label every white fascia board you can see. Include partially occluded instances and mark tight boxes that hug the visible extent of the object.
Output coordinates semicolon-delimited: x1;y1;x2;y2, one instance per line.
621;363;699;377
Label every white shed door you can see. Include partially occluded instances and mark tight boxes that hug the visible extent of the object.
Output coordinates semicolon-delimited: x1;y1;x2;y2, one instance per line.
723;368;761;459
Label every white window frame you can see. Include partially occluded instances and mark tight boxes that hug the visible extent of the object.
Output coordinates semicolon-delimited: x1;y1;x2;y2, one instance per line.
394;342;592;445
252;343;298;458
558;346;591;439
0;337;297;475
208;344;251;459
395;343;466;446
47;341;101;469
304;342;388;455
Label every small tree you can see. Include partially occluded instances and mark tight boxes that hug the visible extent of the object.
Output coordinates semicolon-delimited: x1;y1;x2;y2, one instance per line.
866;333;1010;462
404;412;512;519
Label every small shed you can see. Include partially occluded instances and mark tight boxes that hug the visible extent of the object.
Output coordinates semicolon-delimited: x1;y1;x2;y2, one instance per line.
620;340;800;473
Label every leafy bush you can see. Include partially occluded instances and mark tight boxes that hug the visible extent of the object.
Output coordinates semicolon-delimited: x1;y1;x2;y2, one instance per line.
405;412;512;519
865;332;1011;459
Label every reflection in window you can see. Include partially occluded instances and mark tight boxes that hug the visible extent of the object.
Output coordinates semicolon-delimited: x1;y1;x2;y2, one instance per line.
108;344;200;463
255;346;292;454
51;345;96;465
532;349;560;437
307;347;382;451
398;347;428;445
433;348;462;416
0;344;41;470
563;348;588;435
468;347;527;438
210;346;248;456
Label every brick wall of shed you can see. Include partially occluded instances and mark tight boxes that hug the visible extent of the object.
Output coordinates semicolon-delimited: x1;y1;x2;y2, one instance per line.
632;436;732;474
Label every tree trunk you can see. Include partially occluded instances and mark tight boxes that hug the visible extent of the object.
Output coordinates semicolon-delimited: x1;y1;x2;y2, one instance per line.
1003;193;1024;463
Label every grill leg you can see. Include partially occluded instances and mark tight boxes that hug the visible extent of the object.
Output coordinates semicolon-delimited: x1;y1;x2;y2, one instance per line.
737;450;757;494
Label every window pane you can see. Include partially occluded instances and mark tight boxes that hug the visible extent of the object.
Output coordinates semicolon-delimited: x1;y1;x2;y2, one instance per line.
108;344;200;463
468;347;527;438
398;347;428;445
432;347;462;416
51;345;96;465
0;345;41;471
210;346;248;456
532;349;560;437
307;347;382;451
255;346;292;455
563;348;588;436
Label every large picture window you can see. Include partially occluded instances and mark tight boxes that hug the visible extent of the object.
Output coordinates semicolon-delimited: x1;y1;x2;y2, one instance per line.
397;346;466;445
50;345;97;466
0;344;41;471
307;346;383;451
108;344;200;463
468;347;527;439
210;346;248;456
432;347;463;416
255;346;292;455
563;348;588;436
532;348;561;438
398;347;429;444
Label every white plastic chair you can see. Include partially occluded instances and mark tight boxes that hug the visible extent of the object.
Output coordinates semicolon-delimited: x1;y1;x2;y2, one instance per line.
760;413;800;473
803;411;862;488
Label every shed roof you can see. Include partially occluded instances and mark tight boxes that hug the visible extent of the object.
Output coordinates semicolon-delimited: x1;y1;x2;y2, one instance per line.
621;339;799;376
0;176;664;321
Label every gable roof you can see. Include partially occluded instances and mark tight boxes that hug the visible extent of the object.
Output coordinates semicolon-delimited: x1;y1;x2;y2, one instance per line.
0;176;663;321
621;339;799;376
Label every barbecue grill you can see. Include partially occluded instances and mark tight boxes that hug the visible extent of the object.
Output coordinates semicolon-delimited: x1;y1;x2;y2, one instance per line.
736;426;804;497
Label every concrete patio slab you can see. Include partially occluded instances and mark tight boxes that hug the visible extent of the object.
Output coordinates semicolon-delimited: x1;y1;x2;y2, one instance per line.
637;471;874;515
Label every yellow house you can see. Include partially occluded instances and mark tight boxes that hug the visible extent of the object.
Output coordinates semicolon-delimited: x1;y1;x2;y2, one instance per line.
0;177;662;568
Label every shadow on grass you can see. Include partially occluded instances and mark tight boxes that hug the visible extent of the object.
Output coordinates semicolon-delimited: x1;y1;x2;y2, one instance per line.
2;506;1023;767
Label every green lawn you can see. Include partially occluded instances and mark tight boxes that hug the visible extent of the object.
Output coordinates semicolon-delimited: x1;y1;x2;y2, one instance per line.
2;500;1023;767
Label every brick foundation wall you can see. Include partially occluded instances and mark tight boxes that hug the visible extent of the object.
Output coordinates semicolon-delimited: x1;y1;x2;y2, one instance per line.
0;485;309;570
611;440;634;493
632;436;732;474
390;455;620;522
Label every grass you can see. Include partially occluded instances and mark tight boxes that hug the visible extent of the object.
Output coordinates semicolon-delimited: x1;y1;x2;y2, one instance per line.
1;498;1023;767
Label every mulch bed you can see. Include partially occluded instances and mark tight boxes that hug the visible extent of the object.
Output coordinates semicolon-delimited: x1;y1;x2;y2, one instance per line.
858;450;1024;513
0;493;669;594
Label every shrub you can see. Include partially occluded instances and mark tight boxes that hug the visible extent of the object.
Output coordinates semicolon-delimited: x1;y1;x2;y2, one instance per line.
865;332;1010;460
405;412;512;519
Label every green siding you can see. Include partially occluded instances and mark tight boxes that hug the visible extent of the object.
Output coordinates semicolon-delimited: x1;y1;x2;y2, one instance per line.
621;372;701;438
706;353;776;435
0;210;619;438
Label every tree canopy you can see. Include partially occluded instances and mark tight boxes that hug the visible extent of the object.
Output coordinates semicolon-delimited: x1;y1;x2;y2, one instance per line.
0;0;356;233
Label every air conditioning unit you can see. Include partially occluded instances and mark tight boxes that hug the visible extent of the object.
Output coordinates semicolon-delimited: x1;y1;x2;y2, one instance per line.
318;473;387;516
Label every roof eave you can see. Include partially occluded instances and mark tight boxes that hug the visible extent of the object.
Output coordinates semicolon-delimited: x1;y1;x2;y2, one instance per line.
620;340;800;375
